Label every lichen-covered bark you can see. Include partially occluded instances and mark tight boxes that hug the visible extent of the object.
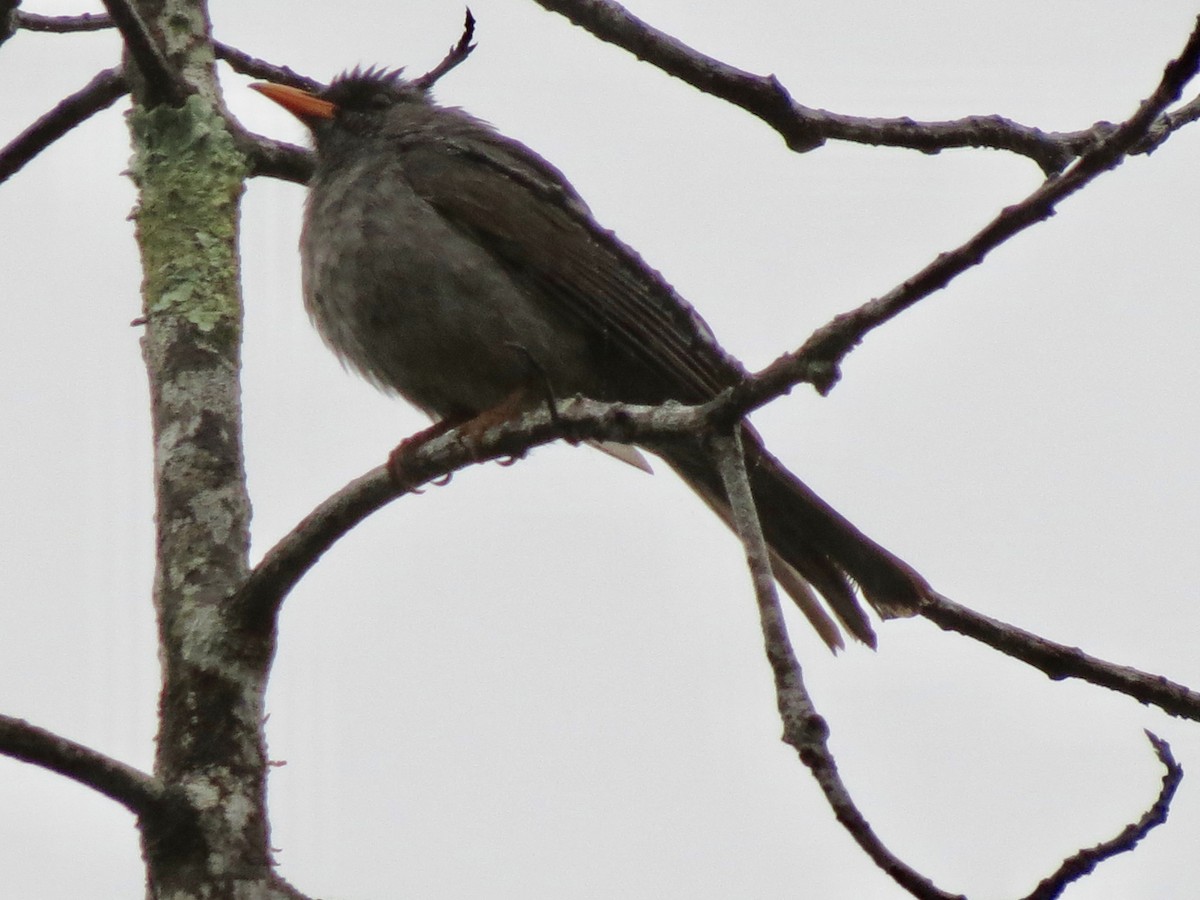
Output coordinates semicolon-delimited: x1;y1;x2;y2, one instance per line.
124;2;302;897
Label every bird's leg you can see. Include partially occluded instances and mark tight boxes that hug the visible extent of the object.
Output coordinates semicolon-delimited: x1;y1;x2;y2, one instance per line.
391;347;562;486
456;386;539;466
387;389;536;488
387;415;468;489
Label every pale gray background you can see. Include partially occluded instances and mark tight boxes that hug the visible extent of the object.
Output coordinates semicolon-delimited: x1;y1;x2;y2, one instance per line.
2;1;1199;897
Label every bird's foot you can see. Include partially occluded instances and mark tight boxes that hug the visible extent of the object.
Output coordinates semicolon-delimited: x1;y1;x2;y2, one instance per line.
387;398;534;490
387;418;462;490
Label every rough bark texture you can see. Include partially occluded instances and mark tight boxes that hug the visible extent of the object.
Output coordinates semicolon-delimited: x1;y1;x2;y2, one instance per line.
123;1;301;896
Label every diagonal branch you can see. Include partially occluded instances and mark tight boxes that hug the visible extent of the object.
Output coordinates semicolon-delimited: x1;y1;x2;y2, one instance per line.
531;0;1200;175
1023;732;1182;900
231;11;1199;186
0;713;165;817
411;7;477;91
711;431;963;900
722;12;1200;409
234;131;312;183
0;66;128;185
213;41;324;93
12;11;114;32
919;593;1200;721
236;466;396;629
231;395;702;626
98;0;188;107
1139;89;1200;150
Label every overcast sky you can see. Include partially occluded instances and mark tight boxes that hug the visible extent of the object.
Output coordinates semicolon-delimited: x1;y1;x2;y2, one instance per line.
3;1;1200;897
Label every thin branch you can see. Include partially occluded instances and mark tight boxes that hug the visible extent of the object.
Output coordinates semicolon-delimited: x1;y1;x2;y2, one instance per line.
17;6;1192;176
1136;90;1200;153
231;11;1199;187
213;44;322;184
1023;732;1182;900
236;466;396;629
13;10;114;32
722;12;1200;409
411;8;477;91
532;0;1200;175
98;0;188;107
711;431;962;900
919;593;1200;721
0;714;164;817
213;41;324;93
0;66;128;185
232;129;313;183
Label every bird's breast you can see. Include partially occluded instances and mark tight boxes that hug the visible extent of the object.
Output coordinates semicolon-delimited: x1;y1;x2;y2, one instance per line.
300;156;595;420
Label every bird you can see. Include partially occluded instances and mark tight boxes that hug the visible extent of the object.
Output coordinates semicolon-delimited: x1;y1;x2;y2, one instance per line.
250;67;931;651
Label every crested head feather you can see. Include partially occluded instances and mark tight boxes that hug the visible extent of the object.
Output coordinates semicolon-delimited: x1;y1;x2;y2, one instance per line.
333;66;409;89
323;66;427;110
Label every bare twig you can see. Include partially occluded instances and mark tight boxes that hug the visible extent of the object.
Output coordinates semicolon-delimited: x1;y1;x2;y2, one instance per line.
12;10;114;32
99;0;188;107
0;714;164;817
1135;90;1200;153
215;46;321;184
0;67;128;185
919;593;1200;722
233;11;1199;190
711;431;963;900
532;0;1200;175
233;130;312;183
1023;733;1182;900
723;12;1200;407
412;8;477;91
213;41;323;93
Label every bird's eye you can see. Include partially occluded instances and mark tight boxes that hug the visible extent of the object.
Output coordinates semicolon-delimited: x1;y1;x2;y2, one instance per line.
368;92;390;111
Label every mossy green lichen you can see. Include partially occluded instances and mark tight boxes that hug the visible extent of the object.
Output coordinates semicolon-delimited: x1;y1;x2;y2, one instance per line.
128;94;248;332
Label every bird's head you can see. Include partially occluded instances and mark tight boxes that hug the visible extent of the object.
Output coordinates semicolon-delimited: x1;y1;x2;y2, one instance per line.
251;68;431;145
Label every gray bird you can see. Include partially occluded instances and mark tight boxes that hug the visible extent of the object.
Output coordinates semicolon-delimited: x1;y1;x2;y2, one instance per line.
252;68;930;650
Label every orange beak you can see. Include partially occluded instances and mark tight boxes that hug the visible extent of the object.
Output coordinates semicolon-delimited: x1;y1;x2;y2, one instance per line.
249;82;336;121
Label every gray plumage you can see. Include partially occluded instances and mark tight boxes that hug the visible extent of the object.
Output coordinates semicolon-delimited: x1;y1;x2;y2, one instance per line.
258;68;931;649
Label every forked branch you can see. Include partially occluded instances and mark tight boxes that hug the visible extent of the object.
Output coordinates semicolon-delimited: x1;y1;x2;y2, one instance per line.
712;431;964;899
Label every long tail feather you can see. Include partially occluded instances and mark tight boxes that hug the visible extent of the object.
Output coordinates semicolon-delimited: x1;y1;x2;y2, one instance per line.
664;427;929;650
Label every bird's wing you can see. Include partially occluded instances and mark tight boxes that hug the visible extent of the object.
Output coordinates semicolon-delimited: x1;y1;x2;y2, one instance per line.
391;127;747;406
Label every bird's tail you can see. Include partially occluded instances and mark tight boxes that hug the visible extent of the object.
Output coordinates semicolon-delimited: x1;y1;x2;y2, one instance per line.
664;427;929;651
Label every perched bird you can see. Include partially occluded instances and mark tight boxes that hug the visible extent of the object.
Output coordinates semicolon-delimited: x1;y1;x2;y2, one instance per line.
251;67;930;650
